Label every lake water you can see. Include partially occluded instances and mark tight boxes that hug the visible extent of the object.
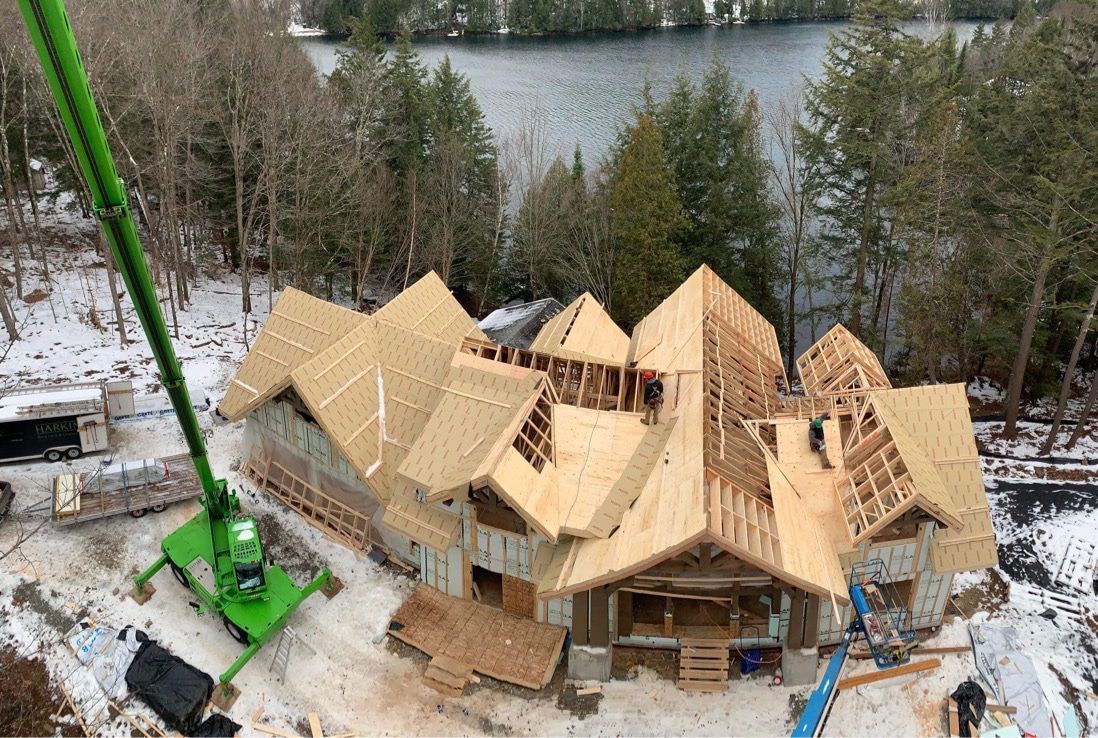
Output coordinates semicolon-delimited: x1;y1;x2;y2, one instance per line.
299;21;979;161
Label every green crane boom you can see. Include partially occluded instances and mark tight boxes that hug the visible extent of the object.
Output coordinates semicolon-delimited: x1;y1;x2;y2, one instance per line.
18;0;332;698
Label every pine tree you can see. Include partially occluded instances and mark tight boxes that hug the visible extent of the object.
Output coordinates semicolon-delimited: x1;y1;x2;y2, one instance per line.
647;58;781;327
381;31;430;178
800;0;922;340
607;115;685;328
967;16;1098;437
422;56;503;294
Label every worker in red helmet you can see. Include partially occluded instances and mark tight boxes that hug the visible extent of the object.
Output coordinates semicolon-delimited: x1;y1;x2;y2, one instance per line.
641;371;664;426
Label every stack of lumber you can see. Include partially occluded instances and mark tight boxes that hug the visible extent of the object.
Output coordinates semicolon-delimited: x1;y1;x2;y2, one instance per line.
677;638;729;692
424;655;479;698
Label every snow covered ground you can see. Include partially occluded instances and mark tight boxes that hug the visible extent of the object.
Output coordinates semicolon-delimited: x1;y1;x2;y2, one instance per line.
1;191;1096;736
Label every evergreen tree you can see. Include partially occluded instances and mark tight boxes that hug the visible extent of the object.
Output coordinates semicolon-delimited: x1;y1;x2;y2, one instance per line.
606;115;685;328
645;59;782;327
329;15;388;162
966;16;1098;436
571;143;586;181
800;0;922;340
423;56;504;294
380;31;430;178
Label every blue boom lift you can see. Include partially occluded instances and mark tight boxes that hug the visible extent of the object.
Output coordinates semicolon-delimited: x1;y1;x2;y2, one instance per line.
793;560;919;737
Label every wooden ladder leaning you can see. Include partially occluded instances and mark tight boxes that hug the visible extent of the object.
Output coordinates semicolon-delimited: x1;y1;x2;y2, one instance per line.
677;638;730;692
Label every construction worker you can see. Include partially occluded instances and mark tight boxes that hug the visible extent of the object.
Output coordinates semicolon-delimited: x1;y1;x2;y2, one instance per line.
809;412;832;468
641;371;663;426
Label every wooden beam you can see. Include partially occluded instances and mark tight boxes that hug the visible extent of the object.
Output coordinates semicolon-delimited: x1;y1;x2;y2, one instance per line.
572;590;589;646
803;594;821;647
617;590;633;638
850;645;970;660
786;589;806;650
836;659;941;690
590;586;610;647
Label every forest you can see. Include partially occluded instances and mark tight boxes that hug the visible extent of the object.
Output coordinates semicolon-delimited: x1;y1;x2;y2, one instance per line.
303;0;1038;36
0;0;1095;444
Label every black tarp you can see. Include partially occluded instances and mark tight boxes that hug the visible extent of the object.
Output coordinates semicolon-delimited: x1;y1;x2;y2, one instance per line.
950;680;987;738
190;714;242;737
124;641;213;735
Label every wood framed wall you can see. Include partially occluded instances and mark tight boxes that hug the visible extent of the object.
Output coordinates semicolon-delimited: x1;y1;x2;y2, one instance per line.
461;339;652;413
243;447;373;551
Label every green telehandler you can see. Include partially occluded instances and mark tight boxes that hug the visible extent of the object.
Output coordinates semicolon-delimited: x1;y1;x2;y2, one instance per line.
17;0;334;702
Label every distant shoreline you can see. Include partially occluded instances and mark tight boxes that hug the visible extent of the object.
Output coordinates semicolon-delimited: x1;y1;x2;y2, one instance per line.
294;14;1006;41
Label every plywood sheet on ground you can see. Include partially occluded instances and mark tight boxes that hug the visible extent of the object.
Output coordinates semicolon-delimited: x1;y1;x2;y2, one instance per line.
388;585;567;689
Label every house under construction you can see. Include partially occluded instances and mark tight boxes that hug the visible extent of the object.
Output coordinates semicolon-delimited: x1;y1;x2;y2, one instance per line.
216;266;997;690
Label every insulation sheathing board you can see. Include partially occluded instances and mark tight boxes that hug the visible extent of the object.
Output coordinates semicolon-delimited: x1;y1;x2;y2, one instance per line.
220;288;366;421
382;493;463;552
372;271;487;346
397;353;542;503
871;385;998;573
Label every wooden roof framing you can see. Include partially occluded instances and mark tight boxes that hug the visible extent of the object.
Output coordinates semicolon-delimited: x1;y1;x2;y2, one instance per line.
528;293;630;365
870;385;998;573
461;338;652;413
702;310;781;503
837;395;964;544
796;324;891;396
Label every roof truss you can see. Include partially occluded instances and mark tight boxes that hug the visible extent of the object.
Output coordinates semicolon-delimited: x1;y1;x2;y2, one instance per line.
796;324;891;396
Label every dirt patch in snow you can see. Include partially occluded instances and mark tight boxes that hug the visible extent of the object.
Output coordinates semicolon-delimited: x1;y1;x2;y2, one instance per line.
555;684;603;720
254;512;323;583
0;645;64;737
87;531;127;570
952;568;1010;618
12;580;73;636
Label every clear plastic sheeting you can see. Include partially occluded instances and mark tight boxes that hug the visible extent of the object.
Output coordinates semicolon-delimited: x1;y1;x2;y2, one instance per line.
83;458;168;495
970;622;1052;737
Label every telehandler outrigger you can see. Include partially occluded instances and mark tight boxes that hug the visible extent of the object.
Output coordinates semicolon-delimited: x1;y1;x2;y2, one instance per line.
17;0;334;701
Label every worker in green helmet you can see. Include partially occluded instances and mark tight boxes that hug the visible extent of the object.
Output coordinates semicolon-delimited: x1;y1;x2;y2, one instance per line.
808;412;832;468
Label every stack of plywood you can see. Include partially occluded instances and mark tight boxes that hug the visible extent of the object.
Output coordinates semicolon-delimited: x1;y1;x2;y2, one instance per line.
423;655;478;698
677;638;729;692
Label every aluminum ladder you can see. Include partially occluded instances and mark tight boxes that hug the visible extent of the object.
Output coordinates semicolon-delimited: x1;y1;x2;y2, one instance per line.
269;626;315;682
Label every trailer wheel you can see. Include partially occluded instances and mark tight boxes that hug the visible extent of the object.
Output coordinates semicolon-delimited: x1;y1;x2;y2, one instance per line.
151;502;167;513
65;447;82;460
223;617;249;645
45;450;63;462
130;508;147;518
170;562;189;588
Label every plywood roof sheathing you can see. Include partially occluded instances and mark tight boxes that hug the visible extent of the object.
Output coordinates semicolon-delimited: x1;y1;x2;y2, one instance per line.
529;293;630;365
227;271;996;608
